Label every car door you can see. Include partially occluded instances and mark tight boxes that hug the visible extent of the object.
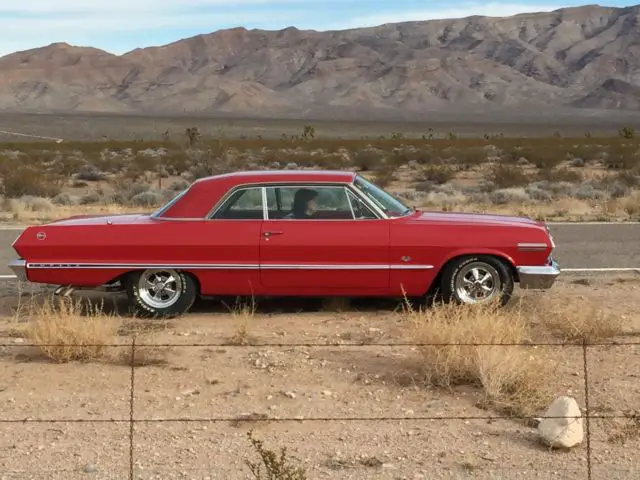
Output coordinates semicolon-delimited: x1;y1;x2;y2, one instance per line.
194;185;264;296
259;184;391;294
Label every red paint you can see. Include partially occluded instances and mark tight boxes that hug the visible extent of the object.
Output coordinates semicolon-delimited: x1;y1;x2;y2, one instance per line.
11;170;554;297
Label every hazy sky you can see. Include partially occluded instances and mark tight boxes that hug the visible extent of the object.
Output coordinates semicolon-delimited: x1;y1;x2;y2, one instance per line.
0;1;634;57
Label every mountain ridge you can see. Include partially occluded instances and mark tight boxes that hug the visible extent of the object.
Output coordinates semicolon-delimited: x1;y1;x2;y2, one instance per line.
1;4;639;119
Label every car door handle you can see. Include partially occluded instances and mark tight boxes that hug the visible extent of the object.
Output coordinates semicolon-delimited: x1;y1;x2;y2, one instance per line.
263;231;284;237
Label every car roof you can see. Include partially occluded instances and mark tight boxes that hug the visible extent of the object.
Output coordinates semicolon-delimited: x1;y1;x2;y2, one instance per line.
192;170;357;186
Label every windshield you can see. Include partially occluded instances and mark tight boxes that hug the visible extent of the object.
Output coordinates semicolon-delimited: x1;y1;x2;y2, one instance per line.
353;175;412;217
151;188;188;217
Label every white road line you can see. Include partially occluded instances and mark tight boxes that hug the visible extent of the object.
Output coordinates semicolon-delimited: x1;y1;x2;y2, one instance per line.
547;222;640;225
0;275;17;279
562;268;640;272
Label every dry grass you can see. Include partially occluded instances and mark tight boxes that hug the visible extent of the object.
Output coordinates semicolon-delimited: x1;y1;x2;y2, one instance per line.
404;299;554;418
224;296;257;346
532;297;628;343
21;296;122;363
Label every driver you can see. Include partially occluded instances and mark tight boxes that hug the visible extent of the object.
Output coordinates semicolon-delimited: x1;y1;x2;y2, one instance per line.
283;188;317;219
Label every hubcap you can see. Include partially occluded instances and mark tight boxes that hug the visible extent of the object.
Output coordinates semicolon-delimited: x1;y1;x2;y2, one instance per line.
454;262;501;304
138;269;182;309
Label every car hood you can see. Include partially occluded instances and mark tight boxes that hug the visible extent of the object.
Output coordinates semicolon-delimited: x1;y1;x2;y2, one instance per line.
409;210;545;228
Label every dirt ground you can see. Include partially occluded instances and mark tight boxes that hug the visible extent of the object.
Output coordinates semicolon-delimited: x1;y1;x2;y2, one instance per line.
0;274;639;480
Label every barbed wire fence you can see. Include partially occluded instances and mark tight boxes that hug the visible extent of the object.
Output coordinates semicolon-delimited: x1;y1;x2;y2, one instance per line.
1;337;639;479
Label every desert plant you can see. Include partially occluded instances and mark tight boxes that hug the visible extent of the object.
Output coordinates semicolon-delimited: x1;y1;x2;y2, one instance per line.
619;126;635;139
486;164;531;189
245;430;307;480
23;296;122;363
405;299;553;417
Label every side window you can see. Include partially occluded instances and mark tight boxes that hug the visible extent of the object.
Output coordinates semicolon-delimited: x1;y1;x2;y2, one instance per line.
210;187;264;220
346;190;378;219
265;186;362;220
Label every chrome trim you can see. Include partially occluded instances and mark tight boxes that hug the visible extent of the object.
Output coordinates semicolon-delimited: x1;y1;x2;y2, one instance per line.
517;242;548;251
207;185;265;220
345;188;356;218
345;184;388;219
8;259;27;281
25;262;434;271
156;176;397;222
27;263;261;270
204;180;365;220
261;264;434;270
261;186;268;220
517;259;561;289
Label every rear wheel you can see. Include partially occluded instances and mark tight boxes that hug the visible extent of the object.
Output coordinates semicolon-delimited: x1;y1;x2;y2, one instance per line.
439;255;514;306
126;269;197;318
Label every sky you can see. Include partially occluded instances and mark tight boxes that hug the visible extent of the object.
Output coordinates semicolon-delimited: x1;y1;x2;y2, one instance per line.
0;1;635;57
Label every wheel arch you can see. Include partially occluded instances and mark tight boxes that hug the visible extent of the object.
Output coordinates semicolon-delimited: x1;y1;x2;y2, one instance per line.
108;269;203;294
425;252;519;297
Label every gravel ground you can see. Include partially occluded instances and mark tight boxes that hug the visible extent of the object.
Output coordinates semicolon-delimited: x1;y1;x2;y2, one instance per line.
0;275;639;479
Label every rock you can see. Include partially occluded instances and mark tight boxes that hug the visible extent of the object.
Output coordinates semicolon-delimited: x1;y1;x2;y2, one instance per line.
538;396;584;448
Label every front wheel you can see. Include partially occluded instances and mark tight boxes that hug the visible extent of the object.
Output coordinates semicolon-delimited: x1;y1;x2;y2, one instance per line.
439;255;514;306
125;269;197;318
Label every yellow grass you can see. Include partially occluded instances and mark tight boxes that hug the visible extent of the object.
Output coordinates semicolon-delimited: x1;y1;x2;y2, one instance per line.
224;296;257;346
530;296;627;343
404;299;554;417
22;296;122;363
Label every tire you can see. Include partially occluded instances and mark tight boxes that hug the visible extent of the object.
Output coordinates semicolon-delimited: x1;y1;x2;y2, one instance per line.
125;269;197;318
439;255;514;307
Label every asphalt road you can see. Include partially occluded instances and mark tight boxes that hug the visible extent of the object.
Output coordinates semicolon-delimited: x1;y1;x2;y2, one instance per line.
0;223;638;277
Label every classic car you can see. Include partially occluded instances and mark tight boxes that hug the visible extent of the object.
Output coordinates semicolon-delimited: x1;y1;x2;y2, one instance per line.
8;170;560;317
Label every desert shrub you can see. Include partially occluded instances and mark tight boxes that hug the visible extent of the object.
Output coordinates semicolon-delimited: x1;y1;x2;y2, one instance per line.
614;170;640;187
531;297;626;343
245;431;307;480
573;183;607;200
130;191;165;207
79;192;103;205
605;144;640;170
352;149;383;171
537;168;583;183
23;296;122;363
519;146;565;169
52;193;79;206
420;165;456;184
525;184;553;202
489;188;531;205
1;166;61;198
76;164;105;181
622;192;640;217
486;164;531;189
406;301;553;417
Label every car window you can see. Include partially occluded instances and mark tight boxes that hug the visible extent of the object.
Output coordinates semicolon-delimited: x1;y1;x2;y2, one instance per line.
209;187;264;220
265;185;366;220
346;189;378;219
353;175;412;217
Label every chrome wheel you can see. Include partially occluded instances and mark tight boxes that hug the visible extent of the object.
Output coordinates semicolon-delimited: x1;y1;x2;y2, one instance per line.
137;269;182;309
454;262;501;304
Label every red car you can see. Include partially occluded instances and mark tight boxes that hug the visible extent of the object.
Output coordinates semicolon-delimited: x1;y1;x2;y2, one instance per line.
8;170;560;317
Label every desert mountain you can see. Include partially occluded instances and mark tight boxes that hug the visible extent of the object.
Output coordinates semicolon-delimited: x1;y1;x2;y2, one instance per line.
0;4;639;118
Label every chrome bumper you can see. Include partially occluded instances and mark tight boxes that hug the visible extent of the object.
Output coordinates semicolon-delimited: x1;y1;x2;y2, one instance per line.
8;259;27;281
517;259;561;289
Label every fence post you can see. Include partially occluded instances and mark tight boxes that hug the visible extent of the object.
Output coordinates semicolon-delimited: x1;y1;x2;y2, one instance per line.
129;337;136;480
582;340;592;480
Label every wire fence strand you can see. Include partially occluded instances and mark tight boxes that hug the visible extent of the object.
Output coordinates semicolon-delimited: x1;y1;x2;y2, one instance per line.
1;338;638;479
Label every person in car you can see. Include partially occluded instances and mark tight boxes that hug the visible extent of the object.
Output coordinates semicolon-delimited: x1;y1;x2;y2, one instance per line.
283;188;318;219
